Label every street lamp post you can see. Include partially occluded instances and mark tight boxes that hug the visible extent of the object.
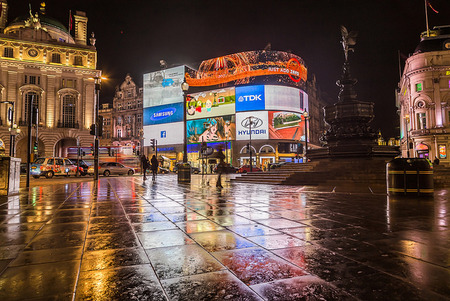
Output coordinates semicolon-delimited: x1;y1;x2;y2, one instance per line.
303;111;309;162
91;76;105;181
404;114;410;158
1;101;17;157
178;81;191;183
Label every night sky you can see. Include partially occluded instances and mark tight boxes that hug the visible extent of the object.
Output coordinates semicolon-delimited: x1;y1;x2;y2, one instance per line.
7;0;450;138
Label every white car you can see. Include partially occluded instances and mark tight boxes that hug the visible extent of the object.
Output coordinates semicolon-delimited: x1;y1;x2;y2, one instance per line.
88;162;135;177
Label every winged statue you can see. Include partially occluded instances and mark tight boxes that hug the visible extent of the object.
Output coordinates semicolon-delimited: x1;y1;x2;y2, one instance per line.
340;26;357;62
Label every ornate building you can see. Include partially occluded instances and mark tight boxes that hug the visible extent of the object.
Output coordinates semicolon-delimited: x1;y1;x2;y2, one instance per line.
0;1;100;160
397;25;450;162
99;103;113;146
111;74;143;150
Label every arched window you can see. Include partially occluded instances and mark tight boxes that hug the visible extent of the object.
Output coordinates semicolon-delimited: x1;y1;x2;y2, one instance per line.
24;92;39;124
62;95;76;128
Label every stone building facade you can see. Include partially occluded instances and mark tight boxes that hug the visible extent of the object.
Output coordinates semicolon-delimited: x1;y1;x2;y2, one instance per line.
0;1;100;160
397;26;450;163
110;74;143;152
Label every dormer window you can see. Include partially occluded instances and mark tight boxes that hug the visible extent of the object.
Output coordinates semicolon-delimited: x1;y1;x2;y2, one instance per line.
51;53;61;63
3;47;14;58
415;82;423;92
74;56;83;66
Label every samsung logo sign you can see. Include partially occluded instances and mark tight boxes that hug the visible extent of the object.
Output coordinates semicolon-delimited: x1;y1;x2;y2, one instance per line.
238;94;262;102
151;108;176;121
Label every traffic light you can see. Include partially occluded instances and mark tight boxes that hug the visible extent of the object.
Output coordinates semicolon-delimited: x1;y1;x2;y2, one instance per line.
89;124;96;135
90;144;94;155
150;139;156;151
246;143;250;150
201;142;207;152
97;115;103;137
33;141;38;152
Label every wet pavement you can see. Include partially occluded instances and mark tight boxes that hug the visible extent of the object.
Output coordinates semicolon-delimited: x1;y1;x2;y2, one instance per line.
0;174;449;300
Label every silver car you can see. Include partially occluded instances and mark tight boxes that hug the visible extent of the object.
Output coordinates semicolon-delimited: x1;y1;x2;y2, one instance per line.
98;162;135;176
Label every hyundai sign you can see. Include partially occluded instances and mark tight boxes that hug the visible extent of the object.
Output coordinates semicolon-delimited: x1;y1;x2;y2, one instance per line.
235;85;265;112
143;102;183;125
236;111;269;140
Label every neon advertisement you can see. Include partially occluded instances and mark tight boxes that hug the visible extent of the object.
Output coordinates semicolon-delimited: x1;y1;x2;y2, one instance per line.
185;50;307;87
187;115;236;143
143;66;185;108
439;145;447;159
268;111;306;141
187;87;235;120
235;85;265;112
236;111;269;140
143;103;183;125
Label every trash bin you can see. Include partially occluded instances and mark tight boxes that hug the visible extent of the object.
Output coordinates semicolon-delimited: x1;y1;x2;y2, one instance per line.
386;158;433;196
0;157;21;196
177;163;191;183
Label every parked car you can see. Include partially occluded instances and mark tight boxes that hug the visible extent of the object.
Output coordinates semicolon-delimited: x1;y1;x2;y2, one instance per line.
158;167;170;174
88;162;135;177
30;157;78;178
238;165;262;173
173;163;200;174
68;159;90;176
213;163;237;174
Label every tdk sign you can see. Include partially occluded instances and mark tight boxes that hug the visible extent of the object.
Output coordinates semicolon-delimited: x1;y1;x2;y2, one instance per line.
238;94;262;102
235;85;265;112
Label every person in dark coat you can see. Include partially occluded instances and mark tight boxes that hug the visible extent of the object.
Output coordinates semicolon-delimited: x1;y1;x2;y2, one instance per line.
151;155;158;181
215;148;226;188
141;155;150;180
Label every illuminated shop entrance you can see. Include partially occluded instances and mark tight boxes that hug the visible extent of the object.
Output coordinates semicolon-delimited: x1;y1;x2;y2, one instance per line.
416;143;429;159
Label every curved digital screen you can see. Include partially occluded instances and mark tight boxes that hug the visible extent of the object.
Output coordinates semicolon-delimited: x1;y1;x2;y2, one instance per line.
186;50;307;88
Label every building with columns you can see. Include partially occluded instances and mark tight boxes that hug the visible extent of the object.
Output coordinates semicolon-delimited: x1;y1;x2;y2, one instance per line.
397;25;450;163
0;1;100;161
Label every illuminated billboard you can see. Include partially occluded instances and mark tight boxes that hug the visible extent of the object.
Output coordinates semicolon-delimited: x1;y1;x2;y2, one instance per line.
235;85;307;113
268;111;306;141
143;66;185;108
185;50;307;87
235;85;265;112
265;86;308;113
143;103;184;126
187;87;235;120
143;122;184;146
187;115;236;143
236;111;269;141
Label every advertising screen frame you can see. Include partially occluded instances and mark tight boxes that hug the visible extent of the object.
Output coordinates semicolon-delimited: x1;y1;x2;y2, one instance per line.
187;115;236;143
143;65;185;108
143;102;184;126
187;87;235;120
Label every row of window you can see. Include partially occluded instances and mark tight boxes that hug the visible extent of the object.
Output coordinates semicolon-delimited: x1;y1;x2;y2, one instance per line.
415;80;450;92
23;76;77;88
2;47;83;65
22;92;76;126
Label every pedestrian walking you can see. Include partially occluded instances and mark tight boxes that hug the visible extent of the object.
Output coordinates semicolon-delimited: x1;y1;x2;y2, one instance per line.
215;147;225;188
141;155;150;180
151;155;158;181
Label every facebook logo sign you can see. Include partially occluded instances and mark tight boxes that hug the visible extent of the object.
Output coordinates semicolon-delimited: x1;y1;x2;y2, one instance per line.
160;131;167;138
235;85;265;112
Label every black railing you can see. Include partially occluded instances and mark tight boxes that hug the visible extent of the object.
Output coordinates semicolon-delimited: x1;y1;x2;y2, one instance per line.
57;121;79;129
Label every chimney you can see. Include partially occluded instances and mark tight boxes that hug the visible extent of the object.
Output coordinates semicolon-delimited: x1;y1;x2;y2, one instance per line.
73;11;88;45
